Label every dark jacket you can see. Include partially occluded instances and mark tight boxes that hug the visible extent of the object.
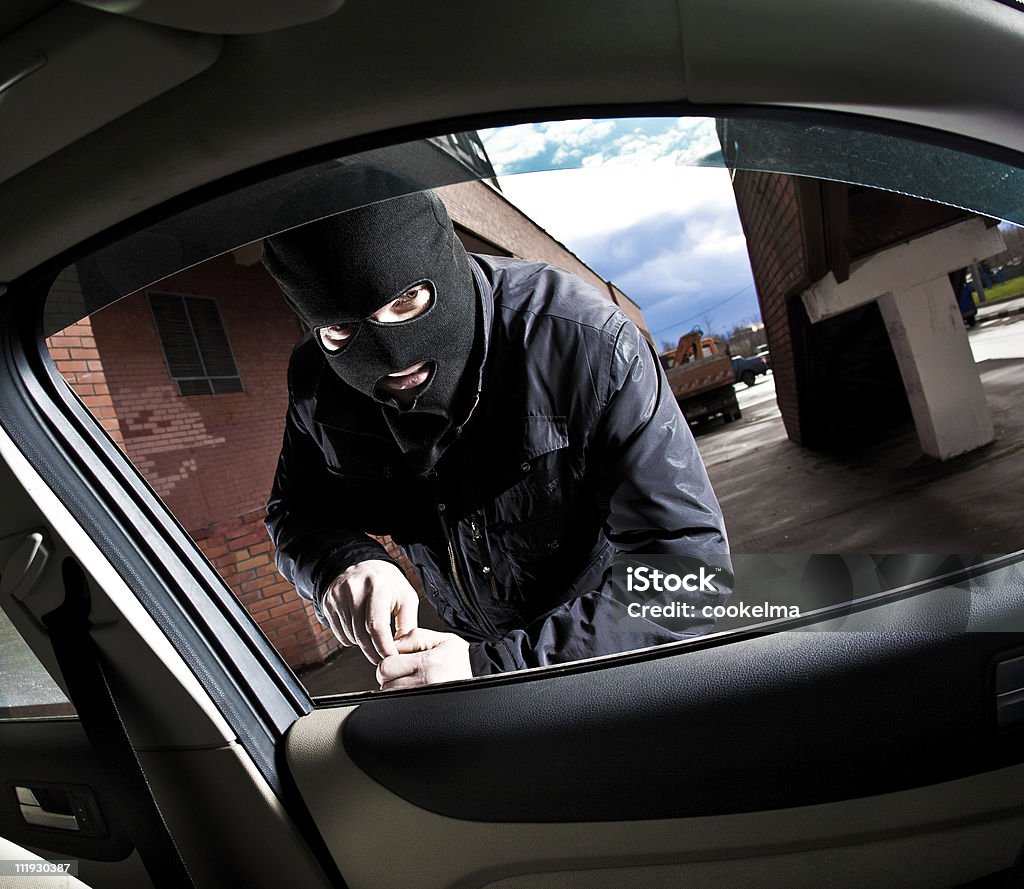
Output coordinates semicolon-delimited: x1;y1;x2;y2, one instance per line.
266;254;731;675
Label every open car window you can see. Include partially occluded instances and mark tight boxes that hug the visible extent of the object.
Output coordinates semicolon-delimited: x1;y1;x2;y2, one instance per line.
38;114;1024;697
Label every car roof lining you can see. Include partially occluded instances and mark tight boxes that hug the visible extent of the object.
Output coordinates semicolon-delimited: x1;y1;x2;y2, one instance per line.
0;0;60;40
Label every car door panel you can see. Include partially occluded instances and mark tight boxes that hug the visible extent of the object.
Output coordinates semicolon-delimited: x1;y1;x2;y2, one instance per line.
337;581;1024;822
285;560;1024;888
287;712;1024;889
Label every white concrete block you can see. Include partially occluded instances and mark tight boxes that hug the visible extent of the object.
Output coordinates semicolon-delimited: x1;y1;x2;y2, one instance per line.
803;218;1006;323
878;277;994;460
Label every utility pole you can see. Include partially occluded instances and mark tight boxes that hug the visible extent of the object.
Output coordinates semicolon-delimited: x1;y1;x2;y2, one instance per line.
970;263;987;303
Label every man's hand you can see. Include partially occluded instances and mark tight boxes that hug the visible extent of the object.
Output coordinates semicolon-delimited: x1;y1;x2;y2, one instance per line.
321;560;419;664
376;628;472;690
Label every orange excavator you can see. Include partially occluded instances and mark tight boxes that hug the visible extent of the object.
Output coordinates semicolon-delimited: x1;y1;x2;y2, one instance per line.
659;330;741;425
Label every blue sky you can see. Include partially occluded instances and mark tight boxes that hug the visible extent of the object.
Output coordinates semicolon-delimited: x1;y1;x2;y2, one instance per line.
479;118;762;345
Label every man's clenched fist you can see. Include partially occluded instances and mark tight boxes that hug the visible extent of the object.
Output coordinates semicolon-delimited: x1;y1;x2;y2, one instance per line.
321;559;419;664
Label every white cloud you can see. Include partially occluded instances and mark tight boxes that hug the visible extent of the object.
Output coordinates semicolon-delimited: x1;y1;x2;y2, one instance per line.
481;124;550;169
579;118;720;169
480;117;720;175
497;165;738;243
493;163;759;336
479;118;758;335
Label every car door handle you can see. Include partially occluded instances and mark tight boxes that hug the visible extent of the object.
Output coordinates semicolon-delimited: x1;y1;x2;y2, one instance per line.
16;786;80;831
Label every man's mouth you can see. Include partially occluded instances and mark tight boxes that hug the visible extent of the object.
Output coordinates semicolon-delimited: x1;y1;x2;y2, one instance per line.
377;361;433;393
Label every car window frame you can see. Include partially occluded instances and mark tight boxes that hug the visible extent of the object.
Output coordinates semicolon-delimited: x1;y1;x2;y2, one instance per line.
3;101;1023;725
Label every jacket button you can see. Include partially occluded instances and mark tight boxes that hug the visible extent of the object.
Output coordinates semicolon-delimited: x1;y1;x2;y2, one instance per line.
383;467;392;479
482;566;492;575
549;540;560;551
438;503;446;513
520;461;531;473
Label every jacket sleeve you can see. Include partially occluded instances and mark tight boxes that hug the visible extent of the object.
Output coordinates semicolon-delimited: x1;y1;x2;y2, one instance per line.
265;366;399;626
467;318;732;675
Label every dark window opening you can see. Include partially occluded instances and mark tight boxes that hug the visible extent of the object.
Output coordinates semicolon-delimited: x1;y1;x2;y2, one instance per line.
149;292;243;396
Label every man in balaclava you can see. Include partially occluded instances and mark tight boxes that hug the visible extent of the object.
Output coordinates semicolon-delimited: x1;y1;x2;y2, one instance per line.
264;165;731;689
263;166;487;683
263;172;479;476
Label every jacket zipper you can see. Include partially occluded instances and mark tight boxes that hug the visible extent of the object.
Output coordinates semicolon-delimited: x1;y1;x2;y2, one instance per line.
438;504;498;634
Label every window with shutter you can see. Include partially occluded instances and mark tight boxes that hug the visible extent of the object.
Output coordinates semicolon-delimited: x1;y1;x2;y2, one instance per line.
148;293;243;396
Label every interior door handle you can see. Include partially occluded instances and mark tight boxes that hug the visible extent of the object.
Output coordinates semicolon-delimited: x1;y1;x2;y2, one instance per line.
16;786;80;831
14;784;104;835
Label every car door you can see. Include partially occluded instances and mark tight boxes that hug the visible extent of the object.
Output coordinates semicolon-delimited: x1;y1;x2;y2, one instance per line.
2;2;1024;889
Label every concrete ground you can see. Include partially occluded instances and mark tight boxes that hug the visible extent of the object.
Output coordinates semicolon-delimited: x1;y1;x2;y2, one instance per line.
704;297;1024;555
300;298;1024;696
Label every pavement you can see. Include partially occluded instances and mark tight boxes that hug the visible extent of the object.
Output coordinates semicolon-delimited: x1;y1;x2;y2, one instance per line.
976;292;1024;323
300;307;1024;696
702;310;1024;557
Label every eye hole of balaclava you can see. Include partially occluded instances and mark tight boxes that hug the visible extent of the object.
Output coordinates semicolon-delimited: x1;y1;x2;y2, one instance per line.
314;280;436;357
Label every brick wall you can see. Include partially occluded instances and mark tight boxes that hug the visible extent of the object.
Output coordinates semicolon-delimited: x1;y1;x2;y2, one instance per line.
48;252;430;670
729;171;809;443
82;253;362;668
192;507;339;667
86;253;298;528
45;266;125;448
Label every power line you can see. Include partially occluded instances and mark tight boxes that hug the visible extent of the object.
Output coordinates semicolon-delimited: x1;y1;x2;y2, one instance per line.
650;283;754;336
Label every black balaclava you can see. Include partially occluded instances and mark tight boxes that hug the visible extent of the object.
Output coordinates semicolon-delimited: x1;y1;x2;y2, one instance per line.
262;167;479;474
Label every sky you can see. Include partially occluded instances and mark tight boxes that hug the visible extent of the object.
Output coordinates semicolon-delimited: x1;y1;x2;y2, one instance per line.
479;118;762;345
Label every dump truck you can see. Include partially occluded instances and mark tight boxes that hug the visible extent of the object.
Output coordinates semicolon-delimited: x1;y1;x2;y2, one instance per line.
659;331;741;424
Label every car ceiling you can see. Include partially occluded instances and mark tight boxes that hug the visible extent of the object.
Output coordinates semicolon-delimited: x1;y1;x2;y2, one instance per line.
0;0;1022;285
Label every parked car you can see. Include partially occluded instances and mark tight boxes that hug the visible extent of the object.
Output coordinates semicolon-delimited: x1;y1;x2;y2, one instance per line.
1;3;1023;889
731;353;770;386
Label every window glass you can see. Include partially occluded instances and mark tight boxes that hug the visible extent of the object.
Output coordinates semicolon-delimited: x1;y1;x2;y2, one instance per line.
43;116;1024;697
0;608;75;720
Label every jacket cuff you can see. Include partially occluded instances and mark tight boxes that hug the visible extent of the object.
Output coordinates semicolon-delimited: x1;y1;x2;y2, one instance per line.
467;638;526;676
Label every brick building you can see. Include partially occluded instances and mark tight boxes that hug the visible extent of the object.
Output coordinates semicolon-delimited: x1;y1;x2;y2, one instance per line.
45;155;651;670
720;119;1004;461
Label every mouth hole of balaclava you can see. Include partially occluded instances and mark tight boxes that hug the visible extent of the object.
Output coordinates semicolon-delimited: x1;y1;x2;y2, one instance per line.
373;358;437;412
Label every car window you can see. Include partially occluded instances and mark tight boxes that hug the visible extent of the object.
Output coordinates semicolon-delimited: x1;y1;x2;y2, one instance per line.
42;115;1024;696
0;607;75;720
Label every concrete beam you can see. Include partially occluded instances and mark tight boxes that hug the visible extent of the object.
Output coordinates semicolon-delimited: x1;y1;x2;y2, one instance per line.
878;277;993;459
802;218;1005;323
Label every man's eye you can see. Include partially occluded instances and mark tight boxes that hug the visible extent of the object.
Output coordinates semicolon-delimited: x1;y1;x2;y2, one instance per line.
319;325;355;352
371;284;433;323
393;286;427;308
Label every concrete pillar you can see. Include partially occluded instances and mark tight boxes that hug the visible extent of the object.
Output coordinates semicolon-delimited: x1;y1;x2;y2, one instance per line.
801;218;1005;460
877;277;993;459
